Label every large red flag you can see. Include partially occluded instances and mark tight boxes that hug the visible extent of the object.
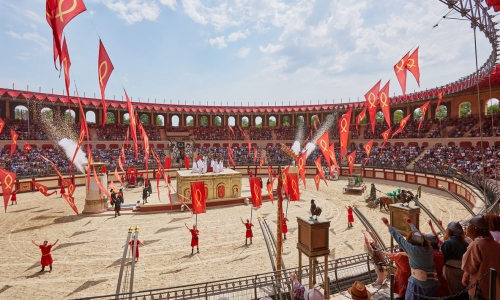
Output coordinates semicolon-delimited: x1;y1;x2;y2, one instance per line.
70;120;86;174
282;167;290;197
327;143;339;171
93;167;111;201
339;108;352;160
114;168;123;185
0;118;5;134
346;151;356;176
355;108;366;135
61;193;79;215
297;152;307;187
316;131;331;167
61;37;71;111
32;180;57;197
287;173;300;201
381;128;391;147
67;181;76;197
379;81;391;128
406;47;420;86
418;101;431;131
46;0;86;69
363;140;373;165
266;179;274;204
314;157;327;184
24;142;33;155
314;173;321;191
10;129;18;158
258;157;264;174
365;81;381;134
267;165;272;179
165;157;171;169
253;147;258;164
392;114;412;138
228;126;235;139
249;177;262;208
140;125;150;179
394;52;409;95
436;92;443;114
191;181;206;214
0;168;16;212
124;90;138;158
98;40;114;125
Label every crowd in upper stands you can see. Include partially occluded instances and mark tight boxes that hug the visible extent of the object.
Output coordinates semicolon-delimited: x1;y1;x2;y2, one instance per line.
0;119;48;140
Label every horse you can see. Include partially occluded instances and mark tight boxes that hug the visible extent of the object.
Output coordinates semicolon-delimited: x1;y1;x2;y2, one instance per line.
376;196;394;211
399;190;415;206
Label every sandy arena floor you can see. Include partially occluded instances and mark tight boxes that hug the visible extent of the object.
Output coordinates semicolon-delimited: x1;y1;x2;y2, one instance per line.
0;176;474;299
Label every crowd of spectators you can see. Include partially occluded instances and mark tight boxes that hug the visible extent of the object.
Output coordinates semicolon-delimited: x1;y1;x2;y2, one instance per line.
0;119;49;140
248;127;272;140
275;126;296;140
92;124;128;141
190;126;245;140
363;122;390;139
468;114;500;137
446;115;479;138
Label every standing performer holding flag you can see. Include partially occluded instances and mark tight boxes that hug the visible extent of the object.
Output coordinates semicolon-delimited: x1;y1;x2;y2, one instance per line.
241;218;254;245
185;223;199;254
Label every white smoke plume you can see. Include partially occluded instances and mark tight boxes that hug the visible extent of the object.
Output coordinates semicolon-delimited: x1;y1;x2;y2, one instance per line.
305;142;316;158
58;138;88;174
292;141;301;156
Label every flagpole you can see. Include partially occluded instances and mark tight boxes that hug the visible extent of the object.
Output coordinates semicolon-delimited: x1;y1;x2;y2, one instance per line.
250;206;253;223
196;214;198;227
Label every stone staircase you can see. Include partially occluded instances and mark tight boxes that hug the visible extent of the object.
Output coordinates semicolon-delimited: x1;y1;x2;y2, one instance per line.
405;149;428;170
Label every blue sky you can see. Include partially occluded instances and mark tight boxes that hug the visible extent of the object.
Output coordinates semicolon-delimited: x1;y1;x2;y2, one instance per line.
0;0;493;107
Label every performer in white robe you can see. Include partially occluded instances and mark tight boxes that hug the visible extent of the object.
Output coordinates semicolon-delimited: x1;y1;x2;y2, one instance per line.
218;159;223;172
191;160;199;173
201;159;208;174
212;160;219;173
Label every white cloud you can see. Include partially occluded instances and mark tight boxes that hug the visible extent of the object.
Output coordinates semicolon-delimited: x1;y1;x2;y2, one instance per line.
98;0;161;24
25;10;45;23
236;47;251;58
159;0;177;10
227;29;250;42
209;36;227;49
181;0;207;25
6;31;50;51
259;43;283;54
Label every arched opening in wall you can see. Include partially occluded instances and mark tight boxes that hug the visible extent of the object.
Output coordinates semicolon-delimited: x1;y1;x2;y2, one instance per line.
41;108;53;121
186;115;194;127
86;111;96;124
241;116;249;128
269;116;277;127
171;115;179;127
459;102;472;117
14;105;28;120
155;115;164;126
393;110;404;123
139;113;149;125
296;115;304;125
436;105;448;119
282;115;291;126
200;116;209;126
255;116;263;128
123;113;130;125
106;112;116;124
486;98;499;115
214;116;222;126
228;116;235;126
413;108;423;121
64;109;76;124
375;111;384;123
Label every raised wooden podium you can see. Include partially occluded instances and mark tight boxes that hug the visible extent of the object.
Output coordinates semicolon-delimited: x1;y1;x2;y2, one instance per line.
297;216;330;299
388;204;420;250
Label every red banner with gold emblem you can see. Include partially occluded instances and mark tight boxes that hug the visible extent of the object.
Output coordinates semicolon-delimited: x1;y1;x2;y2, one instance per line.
316;131;331;167
355;108;366;135
62;193;79;215
0;118;5;134
364;81;381;134
346;151;356;176
297;152;307;187
114;168;123;185
258;157;264;174
61;37;72;111
394;52;409;95
392;114;411;138
328;143;339;171
267;165;272;179
67;180;76;197
266;179;274;204
287;173;300;201
418;101;430;131
0;168;16;212
314;157;327;184
191;181;206;214
363;140;373;165
249;177;262;208
124;89;138;158
379;81;391;127
253;147;258;164
10;129;18;158
282;166;290;197
338;108;352;161
98;40;114;125
24;142;33;154
32;180;57;197
140;124;150;179
70;120;86;175
314;173;321;191
381;128;391;147
436;92;443;114
406;47;420;86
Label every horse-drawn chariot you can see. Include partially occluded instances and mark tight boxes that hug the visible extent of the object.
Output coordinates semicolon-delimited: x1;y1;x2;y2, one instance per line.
343;174;366;193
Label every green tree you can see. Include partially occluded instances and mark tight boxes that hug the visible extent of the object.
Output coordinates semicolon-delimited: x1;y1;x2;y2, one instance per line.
64;111;74;123
140;114;149;125
106;112;115;124
459;102;471;117
200;116;209;126
41;109;53;121
413;109;422;121
487;103;499;115
14;108;28;120
436;105;447;119
393;110;403;122
375;111;384;123
156;116;164;126
187;118;194;126
296;116;304;125
214;116;222;126
123;116;130;125
282;116;290;126
242;118;249;127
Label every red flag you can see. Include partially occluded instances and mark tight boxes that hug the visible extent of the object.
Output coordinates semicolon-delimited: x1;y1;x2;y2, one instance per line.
10;129;18;158
140;126;150;179
258;157;264;174
32;180;57;197
228;126;235;139
339;108;352;160
381;128;391;147
228;146;236;168
118;154;125;175
61;193;79;215
114;168;123;185
120;146;126;165
93;167;111;201
0;118;5;134
98;40;114;125
316;131;331;167
70;120;86;174
314;173;321;191
167;185;173;210
267;165;272;179
355;108;366;135
0;168;16;212
156;173;161;202
165;157;171;169
39;154;65;183
266;179;274;204
365;81;381;134
287;173;300;201
314;157;327;184
346;151;356;176
191;181;206;214
253;147;258;164
394;52;409;95
184;157;190;169
327;143;339;171
418;101;431;131
247;139;252;156
249;177;262;208
124;127;129;148
67;181;75;197
436;92;443;114
282;167;290;197
379;81;391;128
406;47;420;86
328;164;336;180
363;140;373;165
297;152;307;188
124;89;138;158
392;114;411;138
61;37;71;111
24;142;33;154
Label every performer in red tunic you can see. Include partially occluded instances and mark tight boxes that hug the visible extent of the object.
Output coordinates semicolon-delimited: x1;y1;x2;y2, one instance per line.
185;223;199;254
123;239;144;262
10;189;17;205
59;184;65;198
282;214;288;240
346;206;354;228
383;247;410;298
32;239;59;272
241;218;254;245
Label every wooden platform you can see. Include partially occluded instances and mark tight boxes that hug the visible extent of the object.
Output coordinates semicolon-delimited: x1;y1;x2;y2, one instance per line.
176;169;242;200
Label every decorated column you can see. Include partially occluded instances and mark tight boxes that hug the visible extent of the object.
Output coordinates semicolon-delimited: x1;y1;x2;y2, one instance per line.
82;162;110;214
